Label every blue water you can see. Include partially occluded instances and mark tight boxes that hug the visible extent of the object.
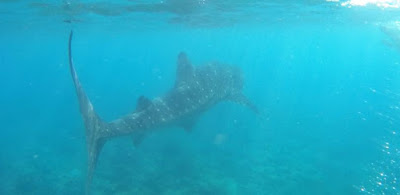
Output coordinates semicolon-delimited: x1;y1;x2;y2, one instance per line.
1;0;400;194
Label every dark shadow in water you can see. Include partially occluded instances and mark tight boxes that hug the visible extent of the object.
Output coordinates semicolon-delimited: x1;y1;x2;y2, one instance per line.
381;22;400;52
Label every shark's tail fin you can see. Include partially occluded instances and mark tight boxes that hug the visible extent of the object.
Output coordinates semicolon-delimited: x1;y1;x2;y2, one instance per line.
68;30;107;194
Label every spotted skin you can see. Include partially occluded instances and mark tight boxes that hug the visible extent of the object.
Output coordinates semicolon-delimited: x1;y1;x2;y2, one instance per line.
68;31;257;194
107;61;244;135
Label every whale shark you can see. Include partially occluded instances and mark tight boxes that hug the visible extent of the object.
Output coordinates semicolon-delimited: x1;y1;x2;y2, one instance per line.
68;31;258;193
381;22;400;52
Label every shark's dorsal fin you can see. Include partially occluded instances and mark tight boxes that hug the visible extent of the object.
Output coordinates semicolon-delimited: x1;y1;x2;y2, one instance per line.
136;96;152;111
175;52;194;86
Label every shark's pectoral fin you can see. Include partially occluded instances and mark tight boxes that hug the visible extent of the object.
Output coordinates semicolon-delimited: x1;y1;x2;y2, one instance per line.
175;52;194;86
136;96;152;111
228;93;259;114
181;119;196;133
131;132;146;147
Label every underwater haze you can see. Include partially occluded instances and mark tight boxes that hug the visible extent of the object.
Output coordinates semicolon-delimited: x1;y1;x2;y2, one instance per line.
1;0;400;194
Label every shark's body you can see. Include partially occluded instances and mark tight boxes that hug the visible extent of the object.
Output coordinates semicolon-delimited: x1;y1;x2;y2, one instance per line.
68;31;257;193
381;22;400;51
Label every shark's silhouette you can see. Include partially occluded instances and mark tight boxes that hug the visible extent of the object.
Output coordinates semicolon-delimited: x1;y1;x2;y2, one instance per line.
68;31;258;193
